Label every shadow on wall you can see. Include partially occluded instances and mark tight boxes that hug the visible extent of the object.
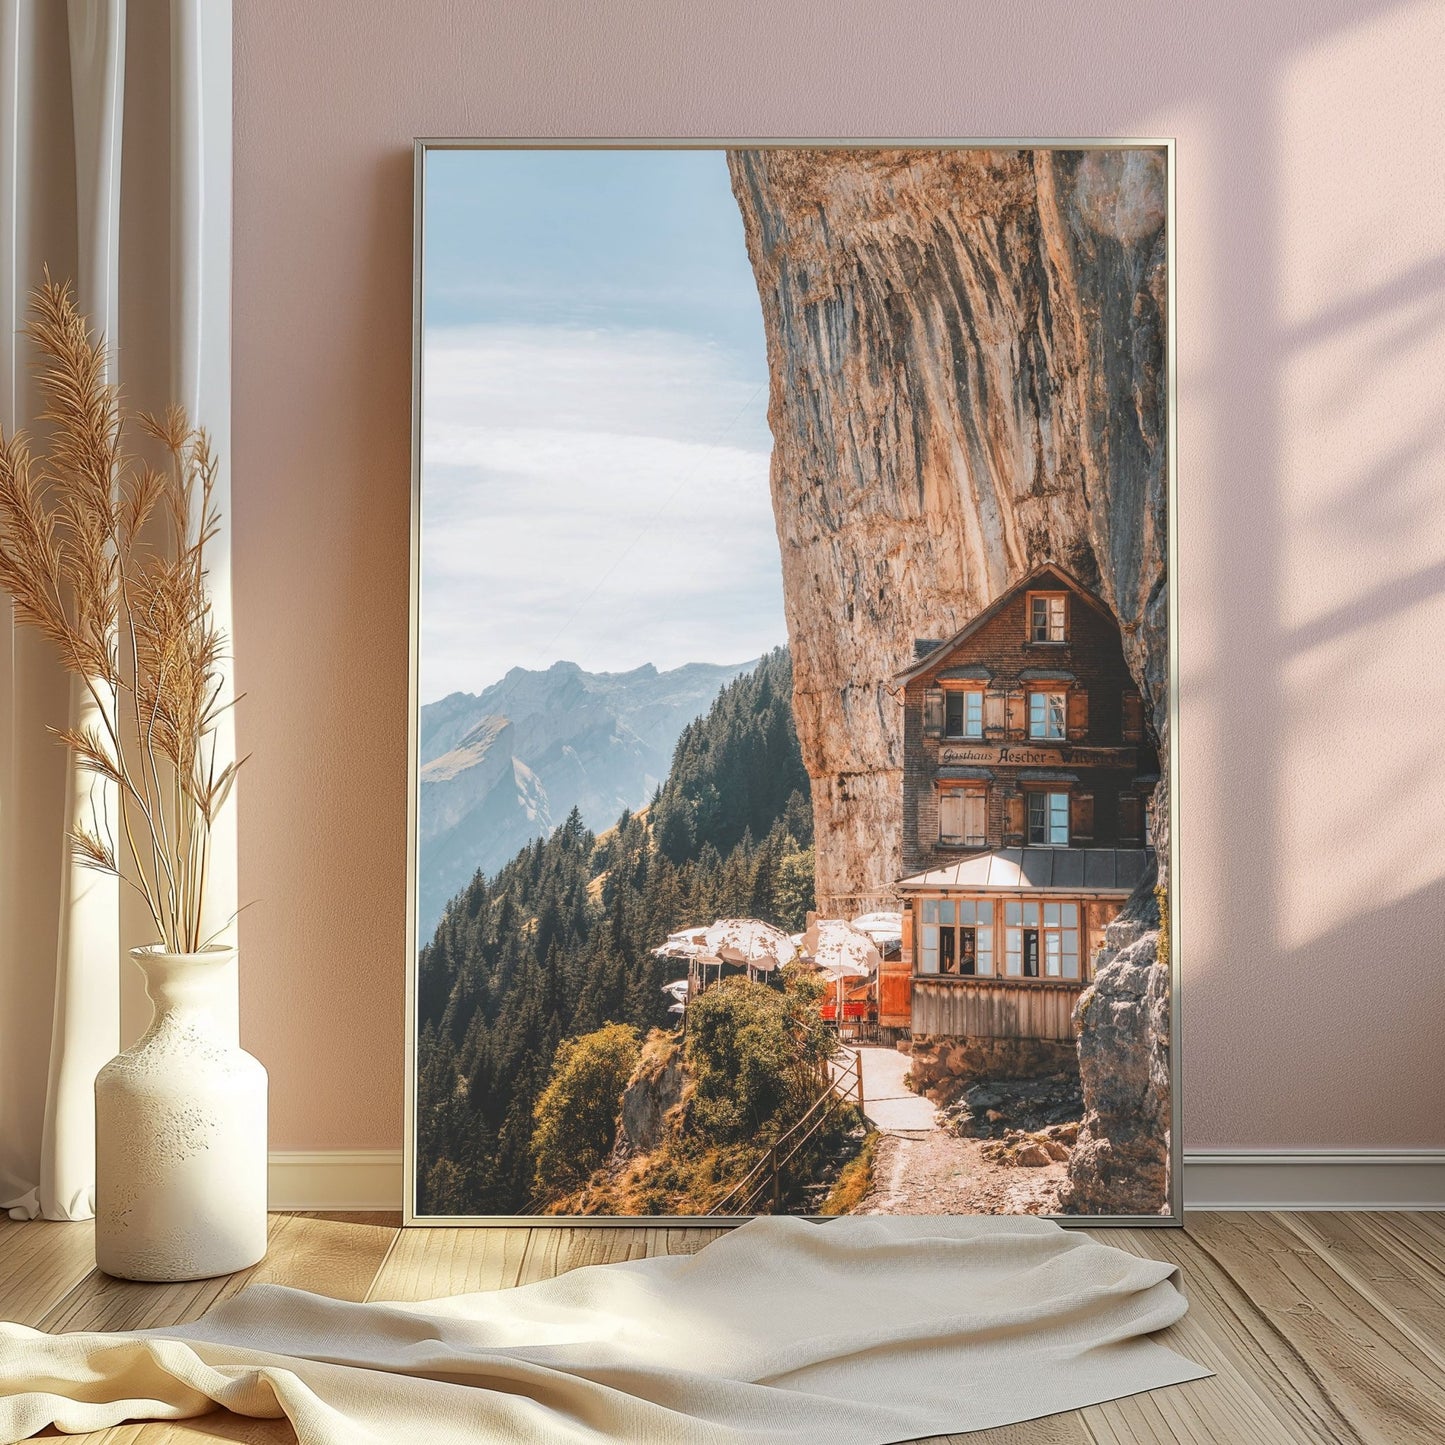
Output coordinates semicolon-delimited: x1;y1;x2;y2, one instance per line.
1182;14;1445;1145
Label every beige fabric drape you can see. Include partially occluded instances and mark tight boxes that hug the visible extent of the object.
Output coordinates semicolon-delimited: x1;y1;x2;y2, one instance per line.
0;0;234;1223
0;1216;1210;1443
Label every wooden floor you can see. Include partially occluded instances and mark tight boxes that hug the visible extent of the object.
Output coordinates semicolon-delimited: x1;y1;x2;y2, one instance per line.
3;1211;1444;1443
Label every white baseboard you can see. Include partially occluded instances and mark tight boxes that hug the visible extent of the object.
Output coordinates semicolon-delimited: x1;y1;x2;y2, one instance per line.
268;1151;404;1212
269;1148;1445;1214
1183;1149;1445;1211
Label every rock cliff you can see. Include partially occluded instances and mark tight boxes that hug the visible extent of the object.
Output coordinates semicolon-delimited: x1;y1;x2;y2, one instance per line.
728;147;1171;1212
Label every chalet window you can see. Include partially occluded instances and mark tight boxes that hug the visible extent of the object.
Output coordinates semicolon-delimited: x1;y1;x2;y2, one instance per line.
1005;691;1026;737
1118;793;1144;846
1028;691;1066;739
923;688;944;737
1121;689;1144;743
1003;789;1026;842
1028;791;1069;846
1005;900;1080;980
939;789;986;847
1030;593;1067;642
944;689;984;738
919;897;994;976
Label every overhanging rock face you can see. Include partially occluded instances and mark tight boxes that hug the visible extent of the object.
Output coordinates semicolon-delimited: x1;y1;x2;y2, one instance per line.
729;147;1171;1212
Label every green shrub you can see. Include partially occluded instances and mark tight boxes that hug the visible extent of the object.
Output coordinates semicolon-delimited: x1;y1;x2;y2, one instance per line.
684;971;834;1145
531;1023;641;1198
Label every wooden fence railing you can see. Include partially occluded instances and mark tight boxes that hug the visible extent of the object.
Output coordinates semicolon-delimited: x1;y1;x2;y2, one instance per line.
707;1048;865;1217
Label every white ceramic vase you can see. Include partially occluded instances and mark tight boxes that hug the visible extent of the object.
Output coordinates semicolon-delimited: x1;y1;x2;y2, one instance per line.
94;946;268;1281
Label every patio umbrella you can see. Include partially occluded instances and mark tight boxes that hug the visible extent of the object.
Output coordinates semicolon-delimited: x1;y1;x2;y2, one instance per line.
802;918;882;977
850;910;903;953
699;918;797;980
800;918;881;1028
652;927;716;993
652;926;710;959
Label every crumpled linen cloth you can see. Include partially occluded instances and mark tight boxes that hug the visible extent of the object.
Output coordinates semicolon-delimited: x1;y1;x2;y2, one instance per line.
0;1214;1209;1444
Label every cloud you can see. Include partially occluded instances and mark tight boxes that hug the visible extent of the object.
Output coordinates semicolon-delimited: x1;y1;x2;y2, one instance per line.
419;325;784;700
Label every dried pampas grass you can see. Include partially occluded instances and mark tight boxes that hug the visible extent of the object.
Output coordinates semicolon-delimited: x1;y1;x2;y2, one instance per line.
0;272;243;953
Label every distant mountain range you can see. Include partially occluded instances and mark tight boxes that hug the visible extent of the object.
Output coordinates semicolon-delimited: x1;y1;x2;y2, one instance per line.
416;658;756;940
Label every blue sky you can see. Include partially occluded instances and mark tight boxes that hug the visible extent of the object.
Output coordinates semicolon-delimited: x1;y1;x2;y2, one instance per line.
419;148;784;702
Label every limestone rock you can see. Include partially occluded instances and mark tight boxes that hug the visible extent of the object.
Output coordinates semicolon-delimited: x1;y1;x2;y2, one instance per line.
1059;924;1171;1214
617;1034;687;1156
728;147;1172;1213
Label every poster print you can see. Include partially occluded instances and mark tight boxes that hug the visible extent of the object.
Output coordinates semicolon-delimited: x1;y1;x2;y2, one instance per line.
408;142;1179;1224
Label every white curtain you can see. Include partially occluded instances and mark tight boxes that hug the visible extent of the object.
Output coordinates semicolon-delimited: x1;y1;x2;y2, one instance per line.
0;0;234;1222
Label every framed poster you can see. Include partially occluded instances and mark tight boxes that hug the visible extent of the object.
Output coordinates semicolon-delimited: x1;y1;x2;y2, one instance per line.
406;140;1180;1226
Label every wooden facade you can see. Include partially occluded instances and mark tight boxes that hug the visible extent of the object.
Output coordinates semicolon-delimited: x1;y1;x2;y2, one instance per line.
911;977;1083;1041
889;564;1157;1042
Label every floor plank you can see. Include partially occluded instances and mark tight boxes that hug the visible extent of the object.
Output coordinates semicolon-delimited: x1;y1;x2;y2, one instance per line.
1186;1212;1445;1444
364;1222;552;1300
35;1215;297;1336
561;1224;726;1273
926;1417;1097;1444
1284;1211;1445;1362
0;1217;98;1328
1095;1221;1363;1443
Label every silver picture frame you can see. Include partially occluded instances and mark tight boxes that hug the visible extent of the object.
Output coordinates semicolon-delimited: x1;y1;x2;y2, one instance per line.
404;137;1181;1228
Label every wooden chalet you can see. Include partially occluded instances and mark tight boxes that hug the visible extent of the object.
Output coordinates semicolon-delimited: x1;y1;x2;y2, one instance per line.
881;563;1159;1042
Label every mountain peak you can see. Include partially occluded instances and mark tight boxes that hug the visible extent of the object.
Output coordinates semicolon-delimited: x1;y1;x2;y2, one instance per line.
415;653;774;937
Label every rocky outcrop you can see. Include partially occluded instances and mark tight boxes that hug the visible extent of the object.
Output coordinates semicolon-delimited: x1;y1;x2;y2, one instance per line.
942;1074;1083;1140
1059;914;1172;1214
616;1032;688;1155
728;147;1171;1212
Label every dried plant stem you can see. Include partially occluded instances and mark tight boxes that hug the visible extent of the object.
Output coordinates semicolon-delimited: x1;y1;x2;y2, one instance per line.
0;273;243;954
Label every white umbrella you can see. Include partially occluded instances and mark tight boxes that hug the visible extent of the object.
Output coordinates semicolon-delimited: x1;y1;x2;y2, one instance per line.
800;918;881;1032
802;918;881;979
652;925;710;959
653;925;722;994
661;979;691;1001
850;911;902;932
699;918;797;979
850;911;903;948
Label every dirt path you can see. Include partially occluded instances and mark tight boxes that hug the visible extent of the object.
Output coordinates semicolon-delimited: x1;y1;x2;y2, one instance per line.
855;1129;1066;1215
831;1045;939;1132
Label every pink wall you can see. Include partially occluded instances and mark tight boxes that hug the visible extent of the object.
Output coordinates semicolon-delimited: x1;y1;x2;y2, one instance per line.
232;0;1445;1151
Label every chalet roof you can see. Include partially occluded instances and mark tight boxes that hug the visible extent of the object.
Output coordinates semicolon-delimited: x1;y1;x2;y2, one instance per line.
897;847;1153;895
892;563;1115;686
